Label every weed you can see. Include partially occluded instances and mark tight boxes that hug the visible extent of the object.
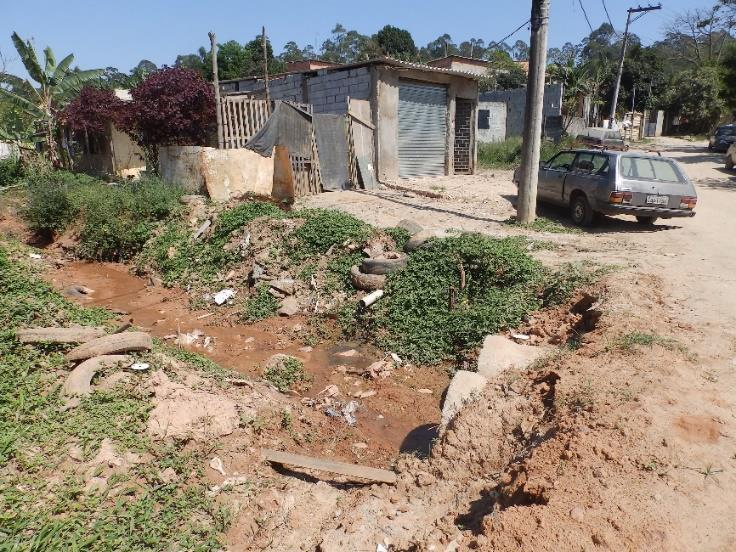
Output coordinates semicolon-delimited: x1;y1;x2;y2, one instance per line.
289;208;371;259
152;339;232;380
557;379;596;412
384;226;411;250
0;156;23;187
325;251;364;292
280;409;293;430
541;263;604;307
241;285;279;322
477;136;576;170
371;233;542;363
297;262;317;282
504;215;582;235
263;356;310;392
608;332;684;355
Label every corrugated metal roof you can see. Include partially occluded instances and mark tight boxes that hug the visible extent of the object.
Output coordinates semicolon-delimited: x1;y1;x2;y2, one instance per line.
218;56;481;84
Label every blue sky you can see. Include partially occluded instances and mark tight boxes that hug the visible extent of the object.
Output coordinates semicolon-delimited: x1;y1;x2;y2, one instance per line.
1;0;706;77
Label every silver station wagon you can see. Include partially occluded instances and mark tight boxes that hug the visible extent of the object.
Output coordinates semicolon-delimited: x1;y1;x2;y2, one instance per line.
515;149;698;226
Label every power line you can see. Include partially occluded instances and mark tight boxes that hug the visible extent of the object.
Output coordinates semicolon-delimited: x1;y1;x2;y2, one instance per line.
600;0;622;36
578;0;594;32
488;18;531;50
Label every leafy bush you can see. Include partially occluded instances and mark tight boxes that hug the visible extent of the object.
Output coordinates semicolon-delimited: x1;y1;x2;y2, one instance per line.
541;263;604;306
141;200;286;287
241;285;279;322
263;356;310;392
478;136;576;169
290;209;371;258
371;233;542;363
0;157;23;188
384;226;411;250
22;172;183;258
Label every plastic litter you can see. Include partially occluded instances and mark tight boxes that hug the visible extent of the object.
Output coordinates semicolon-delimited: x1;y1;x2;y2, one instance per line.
129;362;150;371
342;401;358;425
213;289;236;305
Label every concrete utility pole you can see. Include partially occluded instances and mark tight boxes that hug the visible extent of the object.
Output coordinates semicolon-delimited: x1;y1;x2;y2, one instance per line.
609;4;661;125
209;32;223;149
262;26;271;112
517;0;550;224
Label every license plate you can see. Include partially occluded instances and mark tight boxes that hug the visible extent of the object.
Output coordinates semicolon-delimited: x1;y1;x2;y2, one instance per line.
646;195;669;206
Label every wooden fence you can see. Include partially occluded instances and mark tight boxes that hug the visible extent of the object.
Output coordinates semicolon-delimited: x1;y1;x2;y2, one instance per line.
218;94;321;197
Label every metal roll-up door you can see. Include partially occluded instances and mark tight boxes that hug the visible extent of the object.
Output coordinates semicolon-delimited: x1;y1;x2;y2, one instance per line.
398;82;447;178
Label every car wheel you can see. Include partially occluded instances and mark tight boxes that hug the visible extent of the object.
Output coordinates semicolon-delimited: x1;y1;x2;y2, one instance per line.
636;216;658;225
726;157;734;170
570;195;594;227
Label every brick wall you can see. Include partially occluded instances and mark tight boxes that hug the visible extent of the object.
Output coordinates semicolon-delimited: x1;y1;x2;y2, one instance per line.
454;99;473;174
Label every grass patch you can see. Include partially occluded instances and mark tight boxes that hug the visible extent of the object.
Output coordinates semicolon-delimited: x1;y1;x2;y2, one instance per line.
263;356;310;392
289;208;371;259
241;285;280;322
384;227;411;250
541;262;605;307
0;240;229;549
370;233;543;363
504;215;582;235
22;171;183;260
478;136;575;170
607;331;685;355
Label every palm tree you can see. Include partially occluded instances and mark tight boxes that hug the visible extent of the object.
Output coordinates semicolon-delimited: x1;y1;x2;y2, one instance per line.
0;32;103;166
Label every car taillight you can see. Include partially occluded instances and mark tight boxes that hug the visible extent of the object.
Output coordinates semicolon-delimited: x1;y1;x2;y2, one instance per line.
609;191;632;204
680;196;697;209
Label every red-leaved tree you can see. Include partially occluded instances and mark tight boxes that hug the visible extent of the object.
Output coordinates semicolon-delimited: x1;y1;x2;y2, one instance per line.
121;67;216;168
61;86;126;136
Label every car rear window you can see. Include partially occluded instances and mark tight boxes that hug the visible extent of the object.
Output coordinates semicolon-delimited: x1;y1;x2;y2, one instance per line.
619;156;683;183
716;126;736;136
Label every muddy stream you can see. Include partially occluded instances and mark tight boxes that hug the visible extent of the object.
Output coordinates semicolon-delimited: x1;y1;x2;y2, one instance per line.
47;260;447;463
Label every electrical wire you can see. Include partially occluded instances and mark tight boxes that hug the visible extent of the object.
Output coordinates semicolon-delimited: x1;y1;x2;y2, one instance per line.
578;0;594;32
487;18;531;50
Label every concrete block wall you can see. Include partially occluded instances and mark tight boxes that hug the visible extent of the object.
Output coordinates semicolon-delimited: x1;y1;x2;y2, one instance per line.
477;101;507;143
480;83;563;138
225;74;306;103
308;67;371;114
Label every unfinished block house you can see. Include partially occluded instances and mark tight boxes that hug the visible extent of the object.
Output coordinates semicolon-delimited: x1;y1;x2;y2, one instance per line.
220;57;480;180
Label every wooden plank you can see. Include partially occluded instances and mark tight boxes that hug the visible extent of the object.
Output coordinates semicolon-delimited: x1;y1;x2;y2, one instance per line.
348;110;375;130
262;448;397;484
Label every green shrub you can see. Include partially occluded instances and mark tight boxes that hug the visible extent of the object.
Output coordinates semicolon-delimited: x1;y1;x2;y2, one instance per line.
212;201;284;240
541;263;604;306
0;157;22;188
325;251;364;292
241;285;279;322
478;136;576;170
371;233;542;363
22;171;182;259
290;209;371;258
384;226;411;250
141;200;285;288
263;356;310;392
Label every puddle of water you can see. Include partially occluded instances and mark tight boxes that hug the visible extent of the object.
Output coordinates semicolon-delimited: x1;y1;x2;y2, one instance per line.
47;261;447;457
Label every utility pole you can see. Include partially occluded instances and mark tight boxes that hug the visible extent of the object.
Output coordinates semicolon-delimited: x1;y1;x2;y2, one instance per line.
609;4;661;126
262;26;271;113
209;32;223;149
517;0;550;224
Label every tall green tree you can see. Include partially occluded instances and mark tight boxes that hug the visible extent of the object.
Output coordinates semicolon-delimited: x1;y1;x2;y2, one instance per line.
666;67;725;132
373;25;416;60
0;32;102;165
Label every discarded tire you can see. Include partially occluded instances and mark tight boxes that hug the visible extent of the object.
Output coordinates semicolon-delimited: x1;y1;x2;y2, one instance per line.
350;265;386;291
361;252;407;275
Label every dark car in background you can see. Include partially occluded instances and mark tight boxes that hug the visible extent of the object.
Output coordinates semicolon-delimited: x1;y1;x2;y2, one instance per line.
708;124;736;152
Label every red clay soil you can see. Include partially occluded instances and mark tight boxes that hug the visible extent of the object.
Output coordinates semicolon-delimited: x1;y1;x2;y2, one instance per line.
45;260;448;467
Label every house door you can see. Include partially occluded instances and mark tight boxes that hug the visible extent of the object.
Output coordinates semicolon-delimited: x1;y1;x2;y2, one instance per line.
454;99;473;174
398;82;447;178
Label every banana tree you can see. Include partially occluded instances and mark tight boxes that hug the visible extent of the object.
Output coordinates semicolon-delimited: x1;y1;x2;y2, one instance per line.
0;32;103;166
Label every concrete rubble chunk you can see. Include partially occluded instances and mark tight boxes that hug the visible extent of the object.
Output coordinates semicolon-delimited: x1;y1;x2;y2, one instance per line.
270;278;296;296
440;370;488;428
278;296;300;316
476;335;548;379
396;219;423;236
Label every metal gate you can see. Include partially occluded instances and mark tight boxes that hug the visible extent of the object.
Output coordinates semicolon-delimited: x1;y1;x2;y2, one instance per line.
398;82;447;178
